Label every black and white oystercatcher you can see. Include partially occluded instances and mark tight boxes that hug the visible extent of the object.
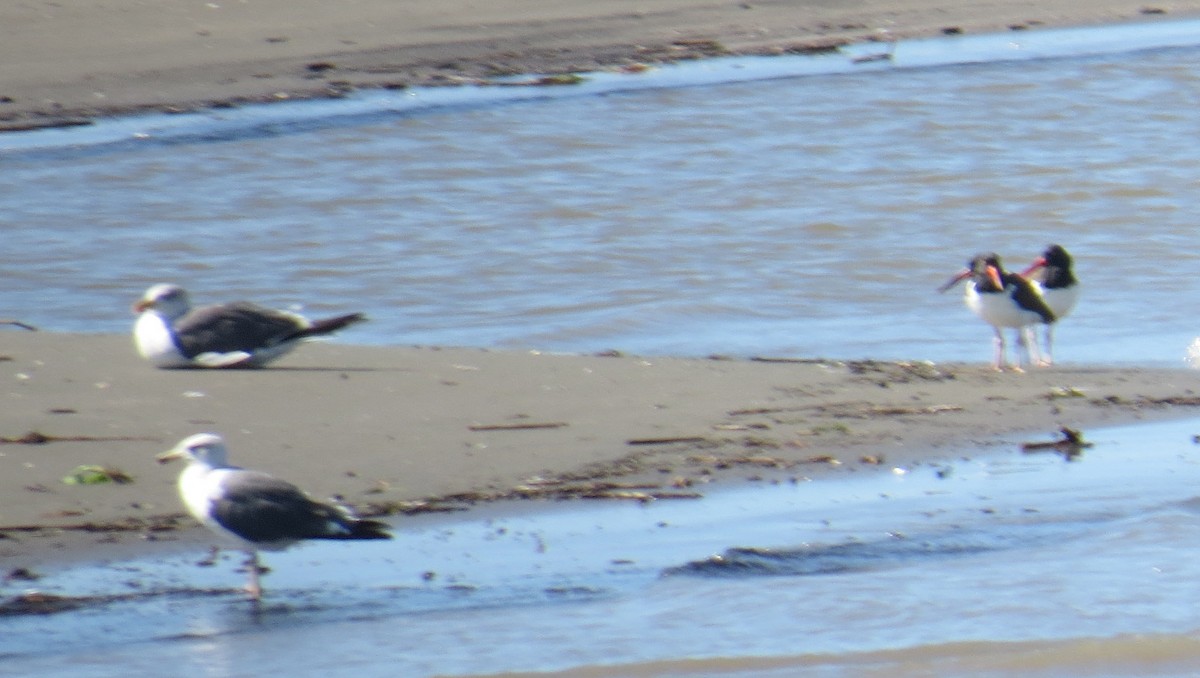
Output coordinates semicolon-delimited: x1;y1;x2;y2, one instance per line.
939;253;1056;370
157;433;392;601
133;283;366;368
1021;244;1079;366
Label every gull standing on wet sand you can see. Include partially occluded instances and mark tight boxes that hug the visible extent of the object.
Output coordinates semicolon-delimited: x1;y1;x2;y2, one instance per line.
1021;244;1080;366
133;283;366;368
939;252;1056;371
158;433;392;601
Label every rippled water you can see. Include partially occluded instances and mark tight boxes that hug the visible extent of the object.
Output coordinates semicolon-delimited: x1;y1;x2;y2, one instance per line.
6;23;1200;364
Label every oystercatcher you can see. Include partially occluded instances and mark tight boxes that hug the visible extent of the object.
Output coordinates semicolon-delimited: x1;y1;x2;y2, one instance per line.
1021;244;1079;366
939;253;1056;370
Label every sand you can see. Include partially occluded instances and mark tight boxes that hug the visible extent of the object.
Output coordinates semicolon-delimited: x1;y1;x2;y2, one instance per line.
3;0;1200;127
3;331;1200;570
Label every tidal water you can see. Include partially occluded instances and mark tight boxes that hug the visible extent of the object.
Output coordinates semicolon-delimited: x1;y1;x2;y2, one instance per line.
5;21;1200;364
7;418;1200;677
5;19;1200;677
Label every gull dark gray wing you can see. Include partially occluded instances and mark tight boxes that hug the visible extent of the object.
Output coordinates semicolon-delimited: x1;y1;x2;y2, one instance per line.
170;302;306;358
210;471;390;544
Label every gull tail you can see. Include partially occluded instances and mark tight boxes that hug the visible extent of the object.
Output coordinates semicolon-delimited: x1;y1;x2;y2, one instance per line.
319;501;393;540
345;518;391;540
335;517;393;541
286;312;367;341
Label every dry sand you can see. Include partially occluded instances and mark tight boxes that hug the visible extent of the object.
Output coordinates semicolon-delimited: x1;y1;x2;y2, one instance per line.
3;0;1200;127
3;331;1200;571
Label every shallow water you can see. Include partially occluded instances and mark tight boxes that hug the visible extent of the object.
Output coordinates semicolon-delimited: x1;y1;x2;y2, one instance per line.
6;417;1200;676
6;22;1200;364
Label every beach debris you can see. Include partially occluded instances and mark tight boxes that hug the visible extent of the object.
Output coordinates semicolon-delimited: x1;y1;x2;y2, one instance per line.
864;404;962;416
628;436;711;446
689;454;794;470
804;454;842;466
0;514;184;538
0;431;157;445
1020;426;1092;460
491;73;588;87
0;587;230;617
360;499;467;516
0;119;93;134
1047;386;1087;399
851;40;896;64
0;592;87;616
408;479;703;508
1145;395;1200;406
713;423;770;431
780;39;846;56
1091;394;1200;409
0;319;37;331
532;73;586;86
468;421;568;431
807;423;851;435
62;465;134;485
4;567;39;583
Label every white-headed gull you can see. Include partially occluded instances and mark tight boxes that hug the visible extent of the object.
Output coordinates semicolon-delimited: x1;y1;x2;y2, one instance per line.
133;283;365;368
157;433;391;600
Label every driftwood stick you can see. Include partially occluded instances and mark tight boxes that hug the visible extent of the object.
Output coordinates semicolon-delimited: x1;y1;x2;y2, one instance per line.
468;422;568;432
0;319;37;331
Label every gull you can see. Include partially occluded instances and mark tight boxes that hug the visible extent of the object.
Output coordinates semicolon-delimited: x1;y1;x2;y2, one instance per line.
939;252;1056;371
1021;244;1080;366
157;433;392;600
133;283;366;368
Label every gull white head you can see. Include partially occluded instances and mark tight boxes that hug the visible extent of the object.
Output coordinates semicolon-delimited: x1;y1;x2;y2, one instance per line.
157;432;230;468
134;284;192;321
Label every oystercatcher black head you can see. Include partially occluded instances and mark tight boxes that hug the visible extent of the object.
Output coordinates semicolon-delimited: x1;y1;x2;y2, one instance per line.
1021;244;1077;291
937;252;1001;294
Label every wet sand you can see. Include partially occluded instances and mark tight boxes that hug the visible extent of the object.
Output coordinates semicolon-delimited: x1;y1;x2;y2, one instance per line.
2;0;1199;128
2;331;1200;570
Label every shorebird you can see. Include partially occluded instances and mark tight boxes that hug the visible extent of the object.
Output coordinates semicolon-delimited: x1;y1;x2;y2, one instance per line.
157;433;392;601
939;252;1056;371
133;283;366;368
1021;244;1079;366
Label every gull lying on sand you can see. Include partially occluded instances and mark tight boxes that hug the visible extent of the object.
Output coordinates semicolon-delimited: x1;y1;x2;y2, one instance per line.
133;283;365;368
